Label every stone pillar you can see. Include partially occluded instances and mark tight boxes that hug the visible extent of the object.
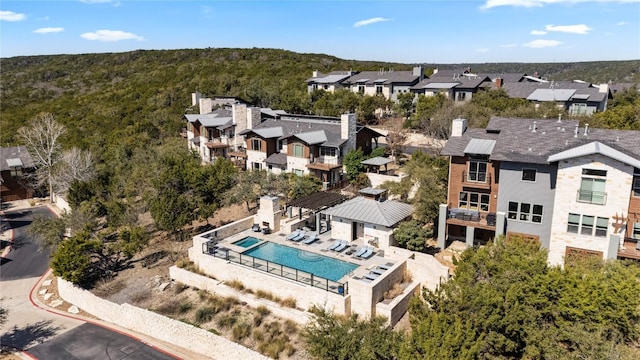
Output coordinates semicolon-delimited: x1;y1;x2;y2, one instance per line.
466;226;475;247
606;234;620;260
495;211;506;238
315;214;321;233
437;204;448;249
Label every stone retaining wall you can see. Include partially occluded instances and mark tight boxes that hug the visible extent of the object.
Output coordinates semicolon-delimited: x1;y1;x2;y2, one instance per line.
170;266;310;324
57;278;268;360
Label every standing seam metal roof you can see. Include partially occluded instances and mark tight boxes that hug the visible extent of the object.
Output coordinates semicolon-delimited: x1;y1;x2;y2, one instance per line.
321;197;414;227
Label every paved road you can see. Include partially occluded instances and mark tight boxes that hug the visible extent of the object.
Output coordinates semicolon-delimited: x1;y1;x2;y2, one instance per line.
0;205;180;359
28;323;177;360
0;207;54;281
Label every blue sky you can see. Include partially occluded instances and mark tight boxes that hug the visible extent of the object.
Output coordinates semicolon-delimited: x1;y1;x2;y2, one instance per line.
1;0;639;63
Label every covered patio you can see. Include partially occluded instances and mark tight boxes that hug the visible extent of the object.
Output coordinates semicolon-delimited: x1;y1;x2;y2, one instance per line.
285;191;349;234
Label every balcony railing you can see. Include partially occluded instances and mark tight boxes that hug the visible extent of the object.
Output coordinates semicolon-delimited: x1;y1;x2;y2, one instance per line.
462;171;491;188
307;156;343;170
576;190;607;205
205;137;230;148
447;208;497;227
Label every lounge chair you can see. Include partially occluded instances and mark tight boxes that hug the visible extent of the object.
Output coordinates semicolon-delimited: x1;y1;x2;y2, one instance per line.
286;229;301;240
292;230;306;242
327;239;341;250
371;268;385;276
352;246;367;258
303;232;318;244
359;247;374;259
377;263;392;271
252;224;261;232
333;240;348;252
363;272;379;281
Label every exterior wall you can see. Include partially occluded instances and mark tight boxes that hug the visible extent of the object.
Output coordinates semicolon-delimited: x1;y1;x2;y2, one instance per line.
376;282;419;326
626;184;640;239
57;278;268;360
287;155;311;175
348;262;406;318
329;217;352;241
341;114;357;155
246;150;266;170
548;154;634;265
0;170;33;202
363;223;394;249
497;162;557;248
447;155;499;212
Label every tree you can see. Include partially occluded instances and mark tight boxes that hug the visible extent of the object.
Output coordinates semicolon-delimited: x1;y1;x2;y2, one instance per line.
18;112;66;202
393;220;432;252
288;175;322;200
386;130;407;164
27;215;67;249
52;147;96;195
343;148;366;182
51;231;102;287
401;236;640;360
303;306;403;360
393;92;415;119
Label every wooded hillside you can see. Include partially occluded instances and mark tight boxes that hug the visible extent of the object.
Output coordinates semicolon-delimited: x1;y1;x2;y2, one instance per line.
1;48;638;151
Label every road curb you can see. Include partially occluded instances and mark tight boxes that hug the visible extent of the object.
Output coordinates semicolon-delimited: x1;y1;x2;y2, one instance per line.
1;228;14;258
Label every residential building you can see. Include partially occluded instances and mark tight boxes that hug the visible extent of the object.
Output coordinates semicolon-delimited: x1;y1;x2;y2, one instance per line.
1;146;35;202
410;74;492;103
305;70;355;93
438;116;640;266
239;113;383;186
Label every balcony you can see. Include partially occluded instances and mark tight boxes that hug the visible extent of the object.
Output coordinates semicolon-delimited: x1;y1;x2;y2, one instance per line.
461;171;491;189
228;148;247;158
446;208;496;230
618;238;640;260
205;137;230;149
576;190;607;205
307;156;342;171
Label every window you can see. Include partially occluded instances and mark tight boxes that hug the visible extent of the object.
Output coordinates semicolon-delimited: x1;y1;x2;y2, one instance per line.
323;85;329;90
568;213;609;237
293;169;304;176
10;166;22;177
508;201;543;223
459;191;489;211
468;160;488;182
456;92;466;101
581;215;594;236
522;169;536;182
358;85;364;94
633;223;640;240
251;139;262;151
376;85;383;94
252;162;261;170
578;177;606;205
582;168;607;177
633;177;640;197
320;147;336;157
567;213;580;233
292;144;304;158
595;217;608;237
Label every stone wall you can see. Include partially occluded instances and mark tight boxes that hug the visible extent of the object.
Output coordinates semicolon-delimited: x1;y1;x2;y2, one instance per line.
376;281;420;326
57;278;268;360
170;266;310;324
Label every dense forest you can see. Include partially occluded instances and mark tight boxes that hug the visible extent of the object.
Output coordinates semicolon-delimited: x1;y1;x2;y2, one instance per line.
2;47;639;150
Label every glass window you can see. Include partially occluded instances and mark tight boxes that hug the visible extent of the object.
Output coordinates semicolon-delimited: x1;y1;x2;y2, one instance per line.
522;169;536;182
568;213;580;233
532;205;543;223
508;202;518;219
469;193;479;210
459;192;468;208
633;223;640;240
293;169;304;176
376;85;383;94
633;177;640;197
320;147;336;157
595;217;608;237
480;194;490;212
581;215;594;236
293;144;304;158
578;178;606;205
468;161;488;182
358;85;364;94
582;169;607;177
518;203;531;221
251;139;262;151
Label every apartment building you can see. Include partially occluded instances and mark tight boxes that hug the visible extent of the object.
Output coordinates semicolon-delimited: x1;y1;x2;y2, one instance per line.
437;117;640;265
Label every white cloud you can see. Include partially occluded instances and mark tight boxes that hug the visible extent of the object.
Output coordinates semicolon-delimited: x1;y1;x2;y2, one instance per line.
353;17;390;28
33;27;64;34
481;0;640;10
499;43;518;47
616;21;629;25
81;29;144;42
0;10;26;21
531;30;548;35
476;48;489;52
545;24;592;34
523;39;562;48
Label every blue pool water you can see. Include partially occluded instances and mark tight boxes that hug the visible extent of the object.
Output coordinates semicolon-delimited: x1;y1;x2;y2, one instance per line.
242;242;358;282
233;237;261;248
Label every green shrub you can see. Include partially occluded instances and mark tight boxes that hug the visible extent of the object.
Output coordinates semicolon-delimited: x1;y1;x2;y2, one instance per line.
216;313;237;329
195;306;216;324
178;300;193;314
231;321;251;341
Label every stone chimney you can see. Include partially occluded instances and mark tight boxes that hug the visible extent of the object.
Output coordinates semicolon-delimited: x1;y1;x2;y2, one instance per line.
341;113;357;153
413;66;424;81
232;103;247;126
451;118;467;137
312;70;319;78
199;97;213;114
598;83;609;93
191;92;201;107
247;107;261;130
495;78;503;88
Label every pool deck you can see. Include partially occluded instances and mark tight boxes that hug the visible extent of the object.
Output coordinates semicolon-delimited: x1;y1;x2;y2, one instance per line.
214;228;396;284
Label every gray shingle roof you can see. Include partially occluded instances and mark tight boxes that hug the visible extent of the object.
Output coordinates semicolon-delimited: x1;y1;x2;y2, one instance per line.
361;156;392;166
265;152;287;166
442;116;640;164
343;71;419;85
322;197;414;227
0;146;35;171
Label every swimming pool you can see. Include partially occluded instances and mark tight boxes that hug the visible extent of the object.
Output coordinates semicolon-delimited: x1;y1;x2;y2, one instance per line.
233;237;261;248
242;242;358;282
